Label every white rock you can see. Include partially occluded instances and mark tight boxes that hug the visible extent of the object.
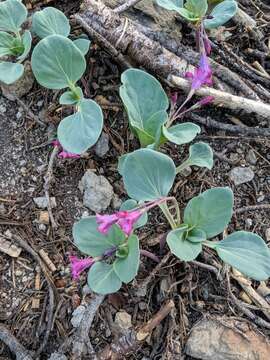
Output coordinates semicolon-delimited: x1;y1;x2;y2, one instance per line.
79;170;113;212
71;305;86;328
229;167;254;185
93;132;110;158
246;149;257;165
33;196;57;209
114;311;132;332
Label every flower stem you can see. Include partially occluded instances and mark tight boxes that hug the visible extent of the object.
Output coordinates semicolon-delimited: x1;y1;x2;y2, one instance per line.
176;160;190;174
140;250;160;263
159;202;177;229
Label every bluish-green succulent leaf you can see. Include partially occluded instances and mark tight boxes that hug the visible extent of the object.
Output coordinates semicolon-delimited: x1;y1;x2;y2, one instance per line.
185;0;208;17
73;38;91;56
184;187;234;238
59;87;83;105
204;0;238;29
0;61;24;84
31;35;86;90
57;98;103;154
121;149;176;201
17;30;32;61
119;68;169;146
187;142;214;169
167;225;202;261
114;235;140;283
187;228;206;243
0;31;15;57
215;231;270;281
0;0;27;33
120;199;148;229
156;0;183;11
88;262;122;295
73;216;126;257
32;7;70;38
163;122;201;145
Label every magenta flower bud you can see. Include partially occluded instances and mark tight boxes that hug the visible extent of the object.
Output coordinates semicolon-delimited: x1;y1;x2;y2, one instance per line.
69;255;95;280
199;96;215;106
96;213;119;234
171;92;178;105
117;210;143;236
191;55;213;91
203;36;211;56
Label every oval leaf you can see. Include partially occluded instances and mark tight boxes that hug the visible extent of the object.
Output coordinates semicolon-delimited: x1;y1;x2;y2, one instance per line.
32;7;70;39
120;199;148;229
31;35;86;90
73;38;91;56
88;262;122;295
17;30;32;61
0;0;27;33
163;122;200;145
156;0;184;11
73;216;126;257
122;149;176;201
187;142;213;169
204;0;238;29
59;87;83;105
0;31;15;57
0;61;24;84
114;235;140;283
187;228;206;243
184;187;233;238
167;225;202;261
119;68;169;146
57;98;103;154
215;231;270;281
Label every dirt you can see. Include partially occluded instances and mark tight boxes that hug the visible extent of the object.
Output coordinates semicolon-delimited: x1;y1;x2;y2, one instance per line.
1;0;270;359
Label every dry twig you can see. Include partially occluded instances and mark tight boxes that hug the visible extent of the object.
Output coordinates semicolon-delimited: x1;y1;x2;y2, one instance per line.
0;325;33;360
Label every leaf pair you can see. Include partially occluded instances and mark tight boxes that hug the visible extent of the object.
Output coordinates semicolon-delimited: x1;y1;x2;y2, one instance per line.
167;187;270;281
31;8;101;155
156;0;238;28
0;0;32;84
73;217;140;294
120;68;201;148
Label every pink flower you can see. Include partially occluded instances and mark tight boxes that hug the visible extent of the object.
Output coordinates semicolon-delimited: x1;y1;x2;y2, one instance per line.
171;92;178;105
96;213;119;234
96;210;143;236
52;139;80;159
198;96;215;106
69;255;95;280
186;55;213;91
117;210;142;236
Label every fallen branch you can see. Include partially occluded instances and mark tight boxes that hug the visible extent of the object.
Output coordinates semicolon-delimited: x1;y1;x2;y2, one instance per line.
113;0;141;13
0;325;33;360
75;0;270;120
189;113;270;137
170;75;270;119
98;299;175;359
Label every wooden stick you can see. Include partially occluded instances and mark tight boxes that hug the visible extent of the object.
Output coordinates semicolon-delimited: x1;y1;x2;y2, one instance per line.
0;325;33;360
114;0;142;13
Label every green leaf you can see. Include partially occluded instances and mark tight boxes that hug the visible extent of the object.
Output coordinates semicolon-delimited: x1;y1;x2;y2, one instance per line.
185;0;208;18
184;187;234;238
204;0;238;29
73;216;126;257
215;231;270;281
120;199;148;229
88;262;122;295
163;122;200;145
155;0;184;11
57;98;103;154
32;7;70;39
17;30;32;61
114;235;140;283
31;35;86;90
59;87;84;105
0;0;27;33
167;225;202;261
187;228;206;243
73;38;91;56
0;31;15;57
187;142;213;169
0;61;24;84
119;68;169;147
121;149;176;201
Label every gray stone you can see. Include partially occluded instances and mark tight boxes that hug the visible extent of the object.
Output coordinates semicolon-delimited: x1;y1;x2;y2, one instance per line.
79;170;113;212
33;196;57;209
1;61;35;100
229;167;254;185
71;305;86;328
49;353;68;360
94;132;110;158
185;318;270;360
246;149;257;165
112;193;122;210
114;311;132;332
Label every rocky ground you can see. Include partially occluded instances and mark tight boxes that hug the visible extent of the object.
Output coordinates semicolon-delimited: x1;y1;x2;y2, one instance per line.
0;0;270;359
